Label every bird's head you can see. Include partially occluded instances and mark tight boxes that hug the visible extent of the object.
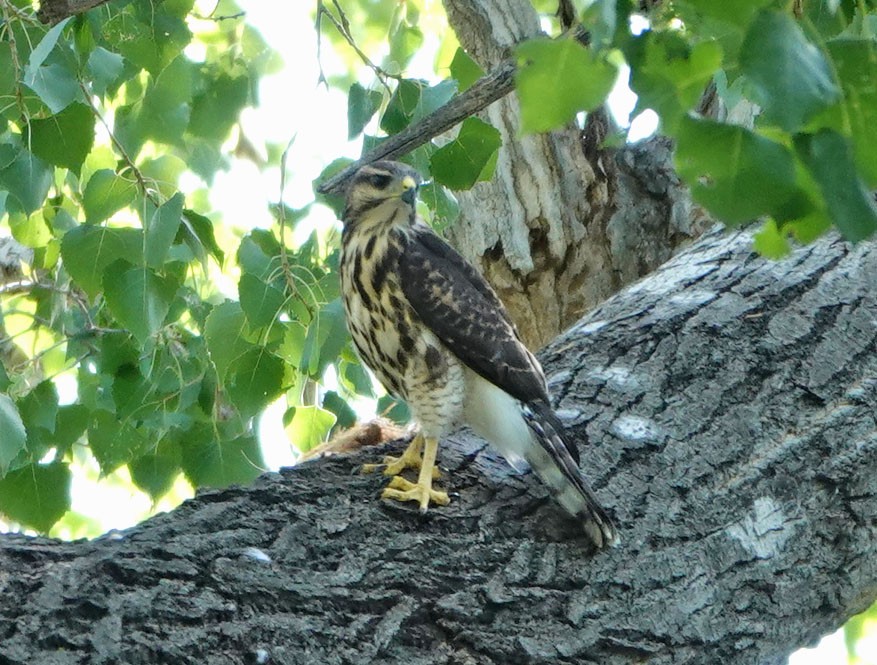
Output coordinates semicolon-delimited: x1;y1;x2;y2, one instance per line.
342;161;422;228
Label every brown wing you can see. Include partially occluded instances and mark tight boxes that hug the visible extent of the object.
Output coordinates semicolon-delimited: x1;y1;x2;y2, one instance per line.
399;227;550;405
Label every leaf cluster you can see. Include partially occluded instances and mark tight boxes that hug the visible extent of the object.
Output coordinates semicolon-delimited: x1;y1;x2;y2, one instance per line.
516;0;877;251
0;0;368;534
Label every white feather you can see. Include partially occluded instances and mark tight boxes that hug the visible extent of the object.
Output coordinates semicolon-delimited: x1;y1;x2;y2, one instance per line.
463;370;532;473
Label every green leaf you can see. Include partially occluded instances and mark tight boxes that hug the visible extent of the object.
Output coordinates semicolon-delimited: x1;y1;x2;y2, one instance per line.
129;438;181;500
9;211;52;249
239;273;285;328
115;56;193;155
627;32;722;132
88;410;149;475
82;169;137;223
140;155;187;199
180;425;262;488
675;117;802;224
381;79;457;134
340;359;375;398
54;404;89;455
430;117;502;190
102;10;191;74
389;23;424;69
449;47;484;92
377;395;410;425
824;39;877;186
515;38;617;133
348;83;383;139
60;225;143;297
18;380;58;435
582;0;624;48
25;103;95;174
322;390;356;431
226;348;284;418
25;18;71;72
301;299;348;377
795;129;877;243
86;47;127;96
143;55;193;140
25;62;82;114
0;395;27;476
0;145;53;215
673;0;774;33
189;71;249;140
0;462;70;532
145;193;184;268
180;209;224;266
103;260;179;343
237;230;281;280
419;182;460;232
204;301;254;379
753;219;791;259
285;405;336;453
740;11;840;132
22;19;80;113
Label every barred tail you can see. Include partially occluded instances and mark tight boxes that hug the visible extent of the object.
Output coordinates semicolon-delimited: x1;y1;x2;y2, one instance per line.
521;401;619;548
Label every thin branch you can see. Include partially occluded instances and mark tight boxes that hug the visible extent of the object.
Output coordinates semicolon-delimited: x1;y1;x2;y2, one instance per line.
78;81;160;208
316;0;399;92
191;10;245;22
317;58;516;196
275;135;320;327
0;280;53;296
0;0;31;121
317;26;590;197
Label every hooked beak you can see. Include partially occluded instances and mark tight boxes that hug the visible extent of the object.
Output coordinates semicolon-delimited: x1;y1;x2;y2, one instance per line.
400;175;418;206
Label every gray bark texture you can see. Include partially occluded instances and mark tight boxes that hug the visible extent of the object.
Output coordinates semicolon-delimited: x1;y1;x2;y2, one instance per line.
441;0;710;348
2;228;876;665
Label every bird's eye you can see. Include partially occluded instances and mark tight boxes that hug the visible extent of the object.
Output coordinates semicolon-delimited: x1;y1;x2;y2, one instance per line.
367;173;393;189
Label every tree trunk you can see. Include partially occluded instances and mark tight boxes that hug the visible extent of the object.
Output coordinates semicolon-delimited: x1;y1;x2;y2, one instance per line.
441;0;710;348
2;227;876;665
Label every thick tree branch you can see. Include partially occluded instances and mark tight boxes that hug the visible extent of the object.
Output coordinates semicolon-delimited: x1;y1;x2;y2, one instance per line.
36;0;109;24
2;228;876;664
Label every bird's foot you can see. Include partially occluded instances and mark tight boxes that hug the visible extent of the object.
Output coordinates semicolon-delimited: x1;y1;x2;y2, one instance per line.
361;433;440;479
382;475;450;513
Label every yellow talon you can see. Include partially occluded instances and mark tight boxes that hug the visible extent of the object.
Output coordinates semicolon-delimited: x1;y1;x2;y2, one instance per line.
361;433;441;479
382;476;450;512
374;435;448;512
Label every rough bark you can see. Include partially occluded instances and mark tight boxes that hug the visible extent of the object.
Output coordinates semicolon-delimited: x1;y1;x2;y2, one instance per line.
441;0;709;348
36;0;109;24
2;228;876;665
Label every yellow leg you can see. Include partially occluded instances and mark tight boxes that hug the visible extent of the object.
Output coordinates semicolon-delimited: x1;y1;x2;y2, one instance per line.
361;432;440;479
380;436;450;512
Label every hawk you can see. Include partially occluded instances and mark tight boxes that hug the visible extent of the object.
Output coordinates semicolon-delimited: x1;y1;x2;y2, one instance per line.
339;160;618;547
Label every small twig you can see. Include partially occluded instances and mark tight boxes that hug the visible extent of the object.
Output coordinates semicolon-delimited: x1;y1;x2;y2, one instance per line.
191;10;245;22
0;280;47;296
277;135;315;320
0;0;30;122
316;0;399;93
314;1;329;87
78;81;160;208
